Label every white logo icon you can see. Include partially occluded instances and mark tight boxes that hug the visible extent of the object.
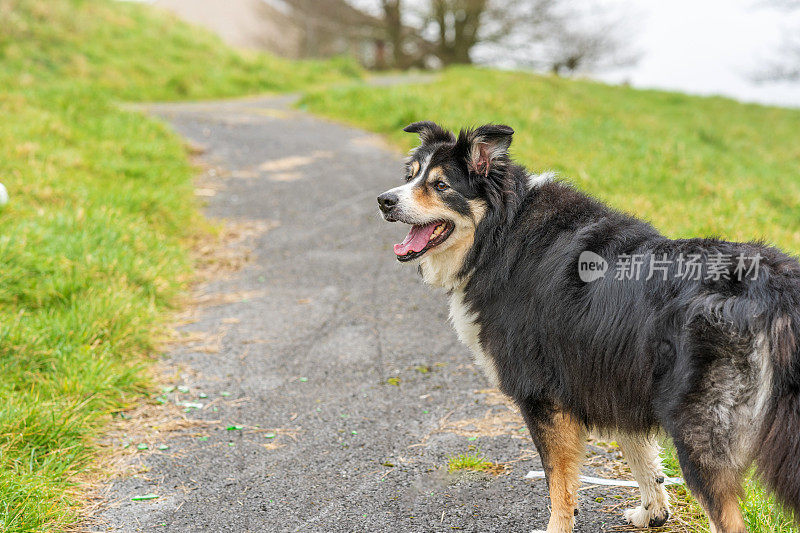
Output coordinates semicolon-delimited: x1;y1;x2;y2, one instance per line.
578;251;608;283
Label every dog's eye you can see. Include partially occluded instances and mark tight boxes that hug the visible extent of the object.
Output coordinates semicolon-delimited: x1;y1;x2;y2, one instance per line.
405;173;413;182
434;181;448;191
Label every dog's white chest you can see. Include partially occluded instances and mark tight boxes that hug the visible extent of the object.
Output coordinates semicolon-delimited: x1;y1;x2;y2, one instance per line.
449;290;500;387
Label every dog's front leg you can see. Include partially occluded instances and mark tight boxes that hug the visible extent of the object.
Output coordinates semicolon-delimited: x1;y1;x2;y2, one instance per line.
616;433;670;528
519;399;586;533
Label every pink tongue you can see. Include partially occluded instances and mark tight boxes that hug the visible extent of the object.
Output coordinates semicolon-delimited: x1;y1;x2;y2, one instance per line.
394;222;439;256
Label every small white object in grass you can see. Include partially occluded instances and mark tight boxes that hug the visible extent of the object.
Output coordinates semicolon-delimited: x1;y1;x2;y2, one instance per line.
0;183;8;205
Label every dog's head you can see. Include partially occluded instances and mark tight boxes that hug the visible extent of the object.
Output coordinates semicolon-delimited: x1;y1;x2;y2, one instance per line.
377;121;517;287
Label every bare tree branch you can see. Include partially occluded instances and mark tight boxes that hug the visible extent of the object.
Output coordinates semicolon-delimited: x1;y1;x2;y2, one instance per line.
759;0;800;8
344;0;638;73
754;37;800;82
471;0;639;74
751;0;800;81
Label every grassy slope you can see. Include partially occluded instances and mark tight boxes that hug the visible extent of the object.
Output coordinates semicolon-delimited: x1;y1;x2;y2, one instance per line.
300;67;800;531
0;0;359;100
0;1;357;531
301;67;800;252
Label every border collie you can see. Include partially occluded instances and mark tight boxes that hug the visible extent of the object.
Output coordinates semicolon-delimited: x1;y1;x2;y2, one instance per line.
377;121;800;533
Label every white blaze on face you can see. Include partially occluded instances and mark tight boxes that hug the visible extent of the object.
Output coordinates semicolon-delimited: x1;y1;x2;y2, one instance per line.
383;153;432;222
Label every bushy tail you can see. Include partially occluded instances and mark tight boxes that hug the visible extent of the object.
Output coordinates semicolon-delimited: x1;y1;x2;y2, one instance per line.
755;311;800;518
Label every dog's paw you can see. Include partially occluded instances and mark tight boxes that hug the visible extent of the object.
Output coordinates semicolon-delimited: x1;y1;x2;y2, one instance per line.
623;505;669;528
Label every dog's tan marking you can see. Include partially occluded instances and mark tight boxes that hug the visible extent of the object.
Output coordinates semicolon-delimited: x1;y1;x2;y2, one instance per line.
708;495;746;533
428;166;447;182
467;198;487;226
421;198;487;290
411;182;438;210
422;167;449;201
541;413;585;533
712;472;746;533
409;160;420;178
693;470;746;533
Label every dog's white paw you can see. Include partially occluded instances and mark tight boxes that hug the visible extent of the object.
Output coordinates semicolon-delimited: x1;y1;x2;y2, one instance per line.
623;506;650;528
623;505;669;528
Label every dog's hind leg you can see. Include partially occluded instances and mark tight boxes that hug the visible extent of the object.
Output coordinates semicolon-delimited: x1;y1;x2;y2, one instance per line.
617;434;670;528
671;438;747;533
664;321;767;532
519;399;586;533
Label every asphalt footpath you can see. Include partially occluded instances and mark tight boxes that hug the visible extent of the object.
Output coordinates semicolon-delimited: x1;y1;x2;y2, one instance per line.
95;94;635;532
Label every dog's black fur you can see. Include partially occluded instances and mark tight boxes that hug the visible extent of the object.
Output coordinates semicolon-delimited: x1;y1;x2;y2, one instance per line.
378;121;800;531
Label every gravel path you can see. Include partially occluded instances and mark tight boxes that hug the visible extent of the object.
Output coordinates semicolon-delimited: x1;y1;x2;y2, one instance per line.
95;94;635;532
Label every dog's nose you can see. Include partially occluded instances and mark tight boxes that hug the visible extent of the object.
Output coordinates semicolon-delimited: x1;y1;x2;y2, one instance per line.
377;192;398;214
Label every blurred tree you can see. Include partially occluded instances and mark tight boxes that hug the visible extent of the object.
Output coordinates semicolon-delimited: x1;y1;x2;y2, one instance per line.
766;37;800;81
756;0;800;81
381;0;408;68
278;0;385;63
430;0;487;65
521;2;640;76
356;0;637;74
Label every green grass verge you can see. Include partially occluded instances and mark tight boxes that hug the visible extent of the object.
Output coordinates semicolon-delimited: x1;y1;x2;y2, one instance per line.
0;83;195;532
300;67;800;531
0;0;359;530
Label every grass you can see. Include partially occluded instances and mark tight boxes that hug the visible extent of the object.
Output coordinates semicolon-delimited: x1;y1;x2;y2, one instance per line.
0;0;358;531
448;449;498;473
300;67;800;531
660;441;797;532
0;0;360;100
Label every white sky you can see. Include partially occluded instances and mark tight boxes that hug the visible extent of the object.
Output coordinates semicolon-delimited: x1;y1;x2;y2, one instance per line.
593;0;800;108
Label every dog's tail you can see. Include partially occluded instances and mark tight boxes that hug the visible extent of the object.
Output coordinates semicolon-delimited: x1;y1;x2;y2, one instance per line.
754;306;800;518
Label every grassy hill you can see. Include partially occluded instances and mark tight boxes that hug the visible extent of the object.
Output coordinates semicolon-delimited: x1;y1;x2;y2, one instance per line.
0;0;359;100
301;67;800;254
0;1;357;531
300;67;800;532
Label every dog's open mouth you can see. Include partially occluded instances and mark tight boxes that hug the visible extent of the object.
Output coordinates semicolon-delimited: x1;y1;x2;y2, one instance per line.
394;221;454;262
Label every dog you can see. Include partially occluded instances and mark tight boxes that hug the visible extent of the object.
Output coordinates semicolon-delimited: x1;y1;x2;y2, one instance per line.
377;121;800;533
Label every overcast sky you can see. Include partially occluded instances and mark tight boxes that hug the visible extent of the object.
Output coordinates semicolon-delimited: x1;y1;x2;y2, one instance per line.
590;0;800;108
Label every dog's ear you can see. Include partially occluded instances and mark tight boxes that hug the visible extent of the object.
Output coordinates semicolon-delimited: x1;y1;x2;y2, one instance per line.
403;121;454;145
462;124;514;178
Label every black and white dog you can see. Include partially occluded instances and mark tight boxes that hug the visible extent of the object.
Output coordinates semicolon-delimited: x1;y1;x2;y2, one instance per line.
377;121;800;533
